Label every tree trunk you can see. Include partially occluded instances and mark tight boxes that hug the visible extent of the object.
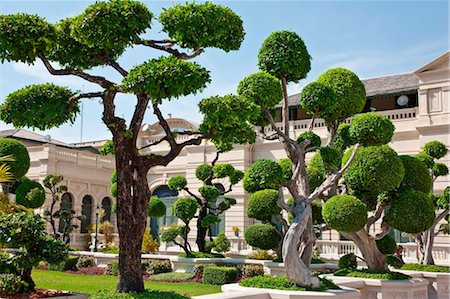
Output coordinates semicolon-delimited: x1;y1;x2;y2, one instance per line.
299;216;315;266
344;230;388;271
115;145;150;293
196;205;208;252
423;229;435;265
283;204;320;287
21;267;35;291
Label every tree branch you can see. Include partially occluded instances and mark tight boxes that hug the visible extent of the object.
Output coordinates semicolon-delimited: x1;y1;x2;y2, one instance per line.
182;187;202;204
366;203;385;233
277;187;293;212
137;136;168;151
152;103;176;147
135;39;203;60
374;217;390;240
108;60;128;77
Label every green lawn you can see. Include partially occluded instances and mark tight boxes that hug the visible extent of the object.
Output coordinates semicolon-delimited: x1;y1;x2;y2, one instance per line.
32;270;221;297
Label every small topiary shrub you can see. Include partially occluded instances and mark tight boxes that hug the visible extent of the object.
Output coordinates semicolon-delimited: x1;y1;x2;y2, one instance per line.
400;263;450;273
148;196;166;218
202;266;237;285
15;180;46;209
167;176;187;191
200;214;221;228
213;232;230;253
49;256;79;271
171;197;198;223
142;228;159;253
76;256;96;269
195;164;212;182
144;259;172;275
423;140;448;159
243;159;284;193
415;152;435;169
334;123;354;151
376;235;397;255
198;185;220;199
349;112;394;146
237;71;282;109
247;189;281;221
247;249;277;261
0;273;28;296
322;195;367;232
244;224;280;250
212;163;234;178
334;268;410;280
300;81;336;120
338;253;357;270
241;264;265;278
386;255;404;269
0;138;30;179
398;155;432;193
297;131;321;149
278;158;293;180
240;275;340;291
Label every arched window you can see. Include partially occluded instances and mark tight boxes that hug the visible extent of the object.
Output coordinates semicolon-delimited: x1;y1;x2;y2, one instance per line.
80;195;93;233
102;197;112;223
58;193;73;233
151;185;179;236
152;185;178;198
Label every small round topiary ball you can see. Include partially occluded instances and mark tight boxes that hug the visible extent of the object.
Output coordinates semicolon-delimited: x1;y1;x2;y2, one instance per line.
148;196;166;218
171;197;198;222
195;164;212;182
0;138;30;179
322;195;368;232
338;253;357;270
15;180;46;209
244;223;280;250
386;189;435;234
247;189;281;221
243;159;283;193
199;185;220;200
296;131;321;149
168;176;187;191
300;81;336;119
423;140;448;159
349;112;394;146
376;235;397;255
398;155;432;193
237;71;283;109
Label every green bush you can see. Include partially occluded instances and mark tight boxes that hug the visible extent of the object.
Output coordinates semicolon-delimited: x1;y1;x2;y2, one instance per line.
334;124;354;151
202;266;237;285
400;263;450;273
76;256;96;269
149;272;193;281
89;289;189;299
338;253;357;270
15;180;46;209
0;273;28;296
247;249;277;261
386;256;404;269
244;224;280;250
247;189;281;221
49;256;79;271
349;112;394;146
148;196;166;218
376;235;397;255
278;158;293;180
212;164;234;178
168;176;187;191
297;131;321;149
198;185;220;199
300;81;337;120
0;138;30;180
386;189;435;234
195;164;212;182
178;251;224;258
307;166;326;191
104;260;119;276
200;215;221;228
322;195;367;232
423;140;448;159
171;197;198;223
433;162;449;177
243;159;284;193
415;153;434;169
334;268;410;280
237;71;282;109
240;275;340;291
398;155;432;193
213;232;230;253
242;264;265;278
0;252;14;274
143;259;172;275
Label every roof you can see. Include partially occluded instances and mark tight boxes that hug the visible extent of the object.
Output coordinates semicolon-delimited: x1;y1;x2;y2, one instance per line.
415;51;450;74
284;72;419;106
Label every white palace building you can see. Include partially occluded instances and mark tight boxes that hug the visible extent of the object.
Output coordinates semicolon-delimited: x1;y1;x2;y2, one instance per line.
4;52;449;264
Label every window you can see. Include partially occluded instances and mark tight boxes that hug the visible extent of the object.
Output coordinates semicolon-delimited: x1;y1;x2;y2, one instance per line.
209;185;226;237
80;195;93;233
152;185;179;230
101;197;112;223
58;193;73;233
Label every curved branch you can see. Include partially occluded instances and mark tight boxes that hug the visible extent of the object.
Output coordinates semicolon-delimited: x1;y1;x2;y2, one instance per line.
152;103;176;147
137;136;168;151
374;217;390;240
277;187;293;212
366;203;385;233
135;39;203;60
108;60;128;77
182;187;202;204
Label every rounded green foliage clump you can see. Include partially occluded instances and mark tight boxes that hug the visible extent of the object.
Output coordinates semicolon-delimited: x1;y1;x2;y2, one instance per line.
110;182;117;197
423;141;448;159
201;215;221;228
148;196;166;218
123;56;210;102
243;159;284;193
0;13;55;64
376;235;397;255
343;145;405;200
311;201;324;225
415;153;434;169
229;169;244;185
15;180;46;209
433;163;449;178
0;138;30;179
319;147;342;173
338;253;357;270
317;68;366;123
258;30;311;82
244;224;280;250
278;158;293;180
237;71;282;109
307;166;326;191
297;131;321;149
386;189;435;234
0;84;78;131
334;124;355;151
212;164;234;179
171;197;198;223
247;189;281;221
300;81;337;120
71;0;153;58
213;232;230;253
168;176;187;191
217;197;236;212
398;155;432;193
322;195;368;232
195;164;212;182
349;112;394;146
159;2;244;51
199;185;220;200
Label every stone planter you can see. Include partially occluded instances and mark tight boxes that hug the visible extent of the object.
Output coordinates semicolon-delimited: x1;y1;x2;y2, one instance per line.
325;275;429;299
397;269;450;299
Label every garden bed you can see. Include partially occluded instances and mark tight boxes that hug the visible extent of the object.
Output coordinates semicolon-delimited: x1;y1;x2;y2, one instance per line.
0;289;88;299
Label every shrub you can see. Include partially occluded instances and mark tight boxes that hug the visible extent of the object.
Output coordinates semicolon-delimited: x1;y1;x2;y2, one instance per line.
144;259;172;275
212;163;234;178
198;185;220;200
244;224;280;250
243;159;284;193
334;123;354;151
241;264;264;278
247;249;277;261
423;140;448;159
200;215;221;228
104;261;119;276
193;263;216;280
195;164;212;182
386;189;435;234
213;232;230;253
171;197;197;223
149;272;194;282
142;228;159;254
76;256;96;269
322;195;367;232
415;153;435;169
433;162;449;177
49;256;79;271
334;268;410;280
307;166;326;191
89;289;189;299
349;112;394;146
278;158;293;180
148;196;166;218
240;275;340;291
247;189;281;221
202;266;237;285
0;273;28;296
398;155;432;193
168;176;187;191
0;252;14;274
297;131;321;149
386;256;404;269
178;251;224;258
400;263;450;273
300;81;336;120
15;180;46;209
237;71;282;109
376;235;397;255
338;253;357;270
0;138;30;179
67;266;105;276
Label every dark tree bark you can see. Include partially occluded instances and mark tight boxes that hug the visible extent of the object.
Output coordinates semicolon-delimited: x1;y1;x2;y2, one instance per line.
196;204;208;252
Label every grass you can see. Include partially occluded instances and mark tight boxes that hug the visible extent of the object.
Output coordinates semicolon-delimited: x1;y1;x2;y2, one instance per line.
240;275;340;292
399;263;450;273
148;272;194;281
334;268;411;280
32;270;221;297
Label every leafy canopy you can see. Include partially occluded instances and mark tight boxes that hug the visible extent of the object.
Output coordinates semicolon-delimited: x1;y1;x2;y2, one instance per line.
159;2;244;51
0;84;78;130
349;112;394;146
237;71;282;109
15;180;46;209
244;223;280;250
148;196;166;218
247;189;281;221
322;195;368;233
398;155;432;193
300;81;337;122
423;140;448;159
243;159;284;193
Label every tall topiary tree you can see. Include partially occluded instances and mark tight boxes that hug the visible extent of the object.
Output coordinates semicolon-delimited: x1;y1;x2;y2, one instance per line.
237;30;366;287
415;140;449;265
167;154;243;253
0;1;251;292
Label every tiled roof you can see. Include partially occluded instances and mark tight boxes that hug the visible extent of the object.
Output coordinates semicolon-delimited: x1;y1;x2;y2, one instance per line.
0;129;70;147
284;72;419;106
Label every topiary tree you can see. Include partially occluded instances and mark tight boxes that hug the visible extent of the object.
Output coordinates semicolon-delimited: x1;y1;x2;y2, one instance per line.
0;138;30;181
15;180;46;209
375;235;397;256
0;1;250;292
414;140;449;265
147;196;166;241
244;223;281;251
167;155;244;253
237;30;367;287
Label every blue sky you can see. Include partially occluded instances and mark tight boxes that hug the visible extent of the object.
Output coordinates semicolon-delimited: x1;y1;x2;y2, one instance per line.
0;0;448;143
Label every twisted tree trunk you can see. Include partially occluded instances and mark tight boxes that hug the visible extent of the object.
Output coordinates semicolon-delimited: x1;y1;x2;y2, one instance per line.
196;204;208;252
343;231;388;271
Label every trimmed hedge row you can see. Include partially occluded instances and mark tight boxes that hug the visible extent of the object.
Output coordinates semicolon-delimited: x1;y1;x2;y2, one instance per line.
202;266;237;285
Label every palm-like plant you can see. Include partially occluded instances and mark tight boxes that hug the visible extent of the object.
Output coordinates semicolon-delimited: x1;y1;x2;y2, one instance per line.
0;155;15;184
